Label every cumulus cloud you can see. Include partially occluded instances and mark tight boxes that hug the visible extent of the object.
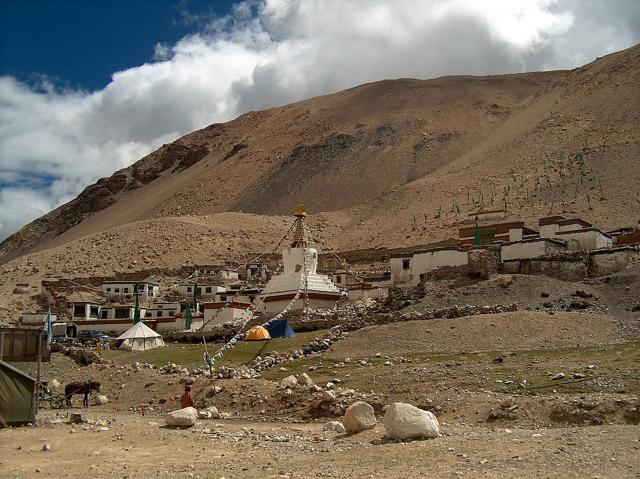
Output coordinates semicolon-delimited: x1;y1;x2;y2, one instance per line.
1;0;639;240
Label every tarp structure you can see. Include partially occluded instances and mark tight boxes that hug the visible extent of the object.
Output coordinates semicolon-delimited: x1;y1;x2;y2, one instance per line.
265;319;296;338
0;360;36;426
117;322;165;351
244;326;271;341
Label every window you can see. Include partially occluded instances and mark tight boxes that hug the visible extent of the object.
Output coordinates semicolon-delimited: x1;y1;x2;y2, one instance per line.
206;287;212;294
169;311;175;317
115;308;129;319
123;287;129;293
106;287;111;293
336;276;342;284
73;305;85;317
157;311;163;317
115;288;120;293
89;306;99;318
145;312;152;318
402;259;410;270
187;287;192;293
101;311;108;319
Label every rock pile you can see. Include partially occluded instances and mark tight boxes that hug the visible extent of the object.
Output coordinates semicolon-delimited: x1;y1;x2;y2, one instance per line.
61;346;104;365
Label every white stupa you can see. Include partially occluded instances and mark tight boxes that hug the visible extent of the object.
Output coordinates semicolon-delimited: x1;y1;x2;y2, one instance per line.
258;204;341;314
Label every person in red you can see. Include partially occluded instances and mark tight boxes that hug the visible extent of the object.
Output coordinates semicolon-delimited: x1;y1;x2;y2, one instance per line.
180;386;194;408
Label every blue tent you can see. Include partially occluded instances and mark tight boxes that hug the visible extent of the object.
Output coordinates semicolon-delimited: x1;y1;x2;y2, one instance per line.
265;319;296;338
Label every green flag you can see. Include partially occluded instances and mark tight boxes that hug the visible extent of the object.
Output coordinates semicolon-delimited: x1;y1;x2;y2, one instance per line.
133;290;141;324
186;304;193;330
474;218;481;246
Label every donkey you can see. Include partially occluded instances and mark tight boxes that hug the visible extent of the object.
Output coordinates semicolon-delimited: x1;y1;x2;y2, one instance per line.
64;380;101;407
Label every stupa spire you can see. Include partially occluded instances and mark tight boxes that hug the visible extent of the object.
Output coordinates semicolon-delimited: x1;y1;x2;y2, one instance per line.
291;202;307;248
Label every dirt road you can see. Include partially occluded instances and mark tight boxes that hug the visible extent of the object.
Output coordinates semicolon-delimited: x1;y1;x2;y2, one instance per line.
1;412;639;479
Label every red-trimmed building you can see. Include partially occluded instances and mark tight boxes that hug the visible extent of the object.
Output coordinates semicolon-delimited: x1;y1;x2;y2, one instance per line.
459;221;538;247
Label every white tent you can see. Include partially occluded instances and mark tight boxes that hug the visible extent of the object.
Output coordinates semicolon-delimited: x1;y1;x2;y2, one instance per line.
117;322;165;351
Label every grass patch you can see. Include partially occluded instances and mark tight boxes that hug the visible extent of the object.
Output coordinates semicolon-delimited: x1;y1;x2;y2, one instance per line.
102;330;328;369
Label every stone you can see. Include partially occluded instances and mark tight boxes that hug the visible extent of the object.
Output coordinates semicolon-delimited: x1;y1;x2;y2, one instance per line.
322;390;337;402
383;402;440;440
323;420;346;434
199;410;212;419
280;375;298;389
343;401;377;434
165;407;198;427
206;406;220;418
551;373;566;380
297;373;314;386
70;413;87;424
93;394;109;405
48;379;61;391
41;443;51;452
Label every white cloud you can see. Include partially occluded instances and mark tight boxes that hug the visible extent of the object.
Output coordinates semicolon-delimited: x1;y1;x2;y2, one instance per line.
1;0;638;241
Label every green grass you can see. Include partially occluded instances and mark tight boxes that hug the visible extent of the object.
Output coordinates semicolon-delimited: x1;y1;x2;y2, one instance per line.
264;339;640;395
102;330;328;369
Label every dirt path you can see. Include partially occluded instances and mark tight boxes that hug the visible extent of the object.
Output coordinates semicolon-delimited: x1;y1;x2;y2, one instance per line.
1;412;639;479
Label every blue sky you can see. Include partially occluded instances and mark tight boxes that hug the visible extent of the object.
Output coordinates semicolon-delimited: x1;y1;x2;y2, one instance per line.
0;0;236;91
0;0;639;242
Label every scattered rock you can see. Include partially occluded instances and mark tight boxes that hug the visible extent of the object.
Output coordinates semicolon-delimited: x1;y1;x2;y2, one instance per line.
165;407;198;427
551;373;566;380
343;401;377;434
383;402;440;440
41;443;50;452
206;406;220;418
322;390;337;402
93;394;109;405
323;420;346;434
280;375;298;389
297;373;314;386
70;413;87;424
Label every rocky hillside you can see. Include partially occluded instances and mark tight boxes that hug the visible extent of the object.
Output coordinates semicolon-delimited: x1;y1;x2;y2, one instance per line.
1;43;639;265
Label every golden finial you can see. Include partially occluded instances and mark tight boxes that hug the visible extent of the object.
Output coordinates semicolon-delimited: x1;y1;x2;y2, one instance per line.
294;202;307;217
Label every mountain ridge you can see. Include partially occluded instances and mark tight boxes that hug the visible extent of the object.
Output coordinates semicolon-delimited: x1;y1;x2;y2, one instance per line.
1;43;639;265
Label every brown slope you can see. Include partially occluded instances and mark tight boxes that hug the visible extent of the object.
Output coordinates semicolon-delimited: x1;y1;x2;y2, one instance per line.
0;70;559;262
1;43;639;265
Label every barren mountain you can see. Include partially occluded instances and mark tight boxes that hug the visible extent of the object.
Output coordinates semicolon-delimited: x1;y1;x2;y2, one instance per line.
1;44;639;264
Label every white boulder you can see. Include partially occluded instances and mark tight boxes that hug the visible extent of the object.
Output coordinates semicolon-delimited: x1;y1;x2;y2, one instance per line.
343;401;377;434
280;375;297;389
165;407;198;427
93;394;109;406
206;406;220;419
297;373;314;386
383;402;440;440
48;379;61;392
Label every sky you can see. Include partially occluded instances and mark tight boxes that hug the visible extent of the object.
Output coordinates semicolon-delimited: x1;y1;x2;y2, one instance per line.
0;0;639;241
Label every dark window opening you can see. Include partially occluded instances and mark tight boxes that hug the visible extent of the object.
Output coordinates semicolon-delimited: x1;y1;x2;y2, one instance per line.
402;259;410;270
